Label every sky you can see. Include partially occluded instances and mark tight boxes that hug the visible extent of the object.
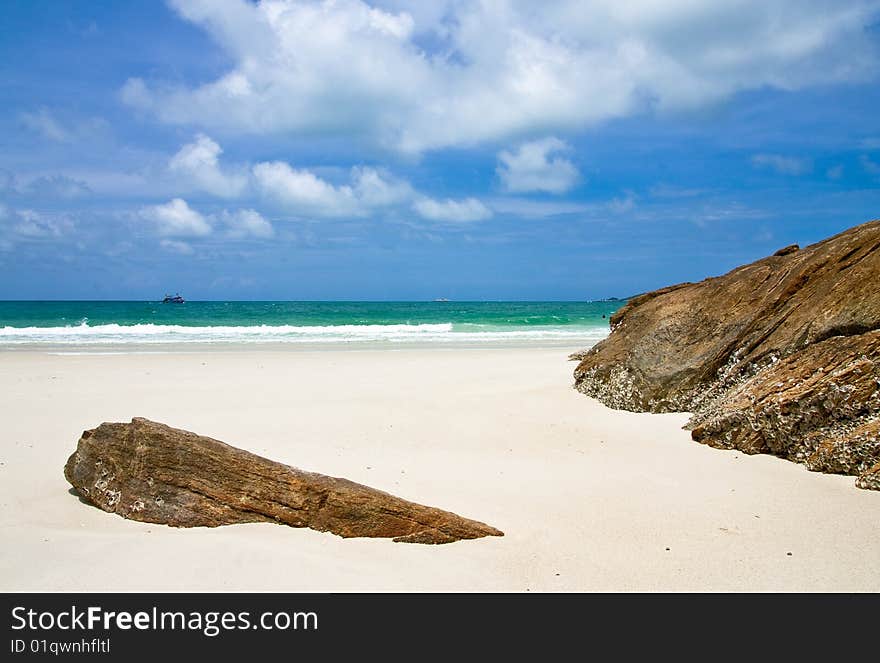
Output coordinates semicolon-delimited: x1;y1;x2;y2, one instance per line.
1;0;879;301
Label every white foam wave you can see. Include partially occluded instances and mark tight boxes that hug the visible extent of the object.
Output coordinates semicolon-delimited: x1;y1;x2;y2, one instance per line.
0;321;608;346
0;322;453;337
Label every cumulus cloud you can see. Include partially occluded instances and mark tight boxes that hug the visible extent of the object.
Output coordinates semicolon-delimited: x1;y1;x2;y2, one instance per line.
497;137;579;194
163;134;499;226
20;108;71;142
751;153;813;175
253;161;411;217
350;166;412;207
140;198;278;241
413;197;492;223
141;198;213;237
121;0;880;153
221;208;275;238
252;161;358;215
168;134;248;197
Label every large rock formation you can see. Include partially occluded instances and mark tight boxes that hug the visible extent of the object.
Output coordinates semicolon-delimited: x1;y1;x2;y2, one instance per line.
65;418;503;544
574;219;880;489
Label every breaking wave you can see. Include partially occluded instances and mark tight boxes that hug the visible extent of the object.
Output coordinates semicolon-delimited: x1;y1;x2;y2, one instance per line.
0;321;608;346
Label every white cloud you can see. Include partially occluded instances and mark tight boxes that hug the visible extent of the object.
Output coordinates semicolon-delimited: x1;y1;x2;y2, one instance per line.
141;198;277;241
350;166;412;206
146;131;495;228
159;239;195;255
252;161;411;217
168;134;248;198
20;108;70;142
119;77;152;108
166;133;416;212
751;153;812;175
221;208;275;238
13;210;56;237
93;129;499;227
253;161;360;216
413;197;492;223
497;137;579;194
141;198;213;237
2;208;74;238
121;0;880;153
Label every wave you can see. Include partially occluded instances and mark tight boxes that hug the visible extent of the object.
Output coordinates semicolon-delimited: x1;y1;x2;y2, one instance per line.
0;322;454;337
0;321;608;345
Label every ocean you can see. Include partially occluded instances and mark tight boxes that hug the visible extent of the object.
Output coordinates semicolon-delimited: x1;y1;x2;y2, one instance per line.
0;301;622;349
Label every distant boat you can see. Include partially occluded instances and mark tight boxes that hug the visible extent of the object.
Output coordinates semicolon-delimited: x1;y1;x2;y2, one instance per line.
162;293;185;304
433;298;450;302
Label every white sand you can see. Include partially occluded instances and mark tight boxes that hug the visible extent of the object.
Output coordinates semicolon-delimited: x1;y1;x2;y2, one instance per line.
1;347;878;592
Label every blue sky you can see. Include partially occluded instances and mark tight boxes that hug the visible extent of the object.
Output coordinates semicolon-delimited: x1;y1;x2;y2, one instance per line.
1;0;879;300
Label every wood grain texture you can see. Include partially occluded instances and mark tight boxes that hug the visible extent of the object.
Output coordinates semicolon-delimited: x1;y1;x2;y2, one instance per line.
64;418;503;544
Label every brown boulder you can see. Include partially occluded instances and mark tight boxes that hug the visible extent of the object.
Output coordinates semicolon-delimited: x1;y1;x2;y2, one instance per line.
64;418;503;544
689;331;880;485
574;219;880;489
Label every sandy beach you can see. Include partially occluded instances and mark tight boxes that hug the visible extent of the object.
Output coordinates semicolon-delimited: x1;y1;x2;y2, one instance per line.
1;346;878;592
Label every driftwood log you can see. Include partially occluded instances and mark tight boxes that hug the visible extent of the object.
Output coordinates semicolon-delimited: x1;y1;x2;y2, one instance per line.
64;418;503;544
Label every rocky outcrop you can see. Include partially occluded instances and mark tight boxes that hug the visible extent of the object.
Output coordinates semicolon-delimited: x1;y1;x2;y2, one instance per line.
64;418;503;544
574;219;880;489
689;331;880;482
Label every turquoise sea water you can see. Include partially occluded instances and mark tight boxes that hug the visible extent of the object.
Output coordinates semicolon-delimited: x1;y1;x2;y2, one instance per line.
0;301;622;348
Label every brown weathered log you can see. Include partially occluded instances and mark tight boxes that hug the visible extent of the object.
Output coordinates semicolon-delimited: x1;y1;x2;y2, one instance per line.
64;418;503;544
